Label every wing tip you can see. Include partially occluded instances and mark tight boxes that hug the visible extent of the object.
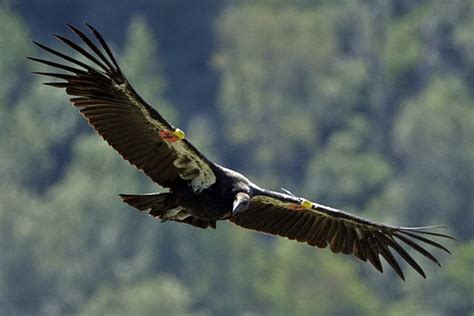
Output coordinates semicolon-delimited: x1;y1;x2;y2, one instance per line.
85;22;95;31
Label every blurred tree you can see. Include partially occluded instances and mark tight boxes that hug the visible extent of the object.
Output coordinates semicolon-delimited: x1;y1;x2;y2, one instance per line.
258;241;381;315
0;5;30;106
0;186;51;315
393;76;474;239
3;16;194;314
0;9;79;314
214;2;394;314
0;6;67;190
79;276;196;315
385;240;474;316
121;15;176;123
1;79;78;191
438;240;474;314
215;3;368;189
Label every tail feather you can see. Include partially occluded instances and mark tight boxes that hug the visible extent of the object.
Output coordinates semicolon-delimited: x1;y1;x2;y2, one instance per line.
119;193;175;212
119;192;216;229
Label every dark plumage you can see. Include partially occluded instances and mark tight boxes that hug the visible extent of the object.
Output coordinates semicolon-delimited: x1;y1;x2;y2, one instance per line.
30;24;454;280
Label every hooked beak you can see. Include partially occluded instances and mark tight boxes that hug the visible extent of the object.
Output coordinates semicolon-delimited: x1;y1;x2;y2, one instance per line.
232;192;250;215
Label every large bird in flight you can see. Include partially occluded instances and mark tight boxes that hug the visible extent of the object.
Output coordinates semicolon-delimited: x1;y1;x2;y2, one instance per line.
30;24;453;280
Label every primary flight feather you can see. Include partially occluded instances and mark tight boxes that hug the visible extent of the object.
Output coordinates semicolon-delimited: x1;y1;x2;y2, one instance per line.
29;24;453;280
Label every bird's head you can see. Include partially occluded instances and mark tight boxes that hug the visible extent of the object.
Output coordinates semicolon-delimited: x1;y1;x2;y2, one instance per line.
232;192;251;215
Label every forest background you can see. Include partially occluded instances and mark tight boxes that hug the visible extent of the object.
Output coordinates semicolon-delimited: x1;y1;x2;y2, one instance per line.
0;0;472;315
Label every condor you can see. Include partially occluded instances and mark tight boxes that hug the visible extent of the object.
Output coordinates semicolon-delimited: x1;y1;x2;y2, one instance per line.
30;24;453;280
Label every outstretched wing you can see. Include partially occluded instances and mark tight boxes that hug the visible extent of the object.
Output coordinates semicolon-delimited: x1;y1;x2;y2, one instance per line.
230;191;453;280
29;24;215;192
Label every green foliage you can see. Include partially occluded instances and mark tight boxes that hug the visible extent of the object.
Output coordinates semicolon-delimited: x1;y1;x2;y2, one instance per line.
383;8;423;82
1;2;473;316
121;15;176;123
383;241;474;316
441;241;474;313
0;80;78;189
215;3;371;190
0;186;48;315
259;242;381;315
0;5;30;105
393;76;474;237
79;276;196;316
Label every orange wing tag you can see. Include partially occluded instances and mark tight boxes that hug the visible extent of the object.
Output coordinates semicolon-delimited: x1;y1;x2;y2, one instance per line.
159;128;185;143
288;199;314;211
288;204;304;211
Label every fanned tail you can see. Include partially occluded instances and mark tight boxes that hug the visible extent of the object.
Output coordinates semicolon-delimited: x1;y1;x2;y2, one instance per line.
120;193;174;213
119;193;216;229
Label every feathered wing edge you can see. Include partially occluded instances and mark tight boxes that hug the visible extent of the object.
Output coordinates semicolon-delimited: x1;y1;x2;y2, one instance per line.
230;193;454;280
28;24;217;191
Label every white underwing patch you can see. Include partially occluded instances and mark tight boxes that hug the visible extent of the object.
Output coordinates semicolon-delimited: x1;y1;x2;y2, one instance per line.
114;82;128;91
161;205;192;221
171;141;216;192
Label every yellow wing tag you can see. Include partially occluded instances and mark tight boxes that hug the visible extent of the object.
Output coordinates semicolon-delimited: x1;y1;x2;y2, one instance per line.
159;128;186;143
173;128;186;140
300;199;314;209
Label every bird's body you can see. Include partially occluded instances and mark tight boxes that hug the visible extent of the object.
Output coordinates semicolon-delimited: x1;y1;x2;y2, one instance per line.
172;165;253;220
30;24;453;280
